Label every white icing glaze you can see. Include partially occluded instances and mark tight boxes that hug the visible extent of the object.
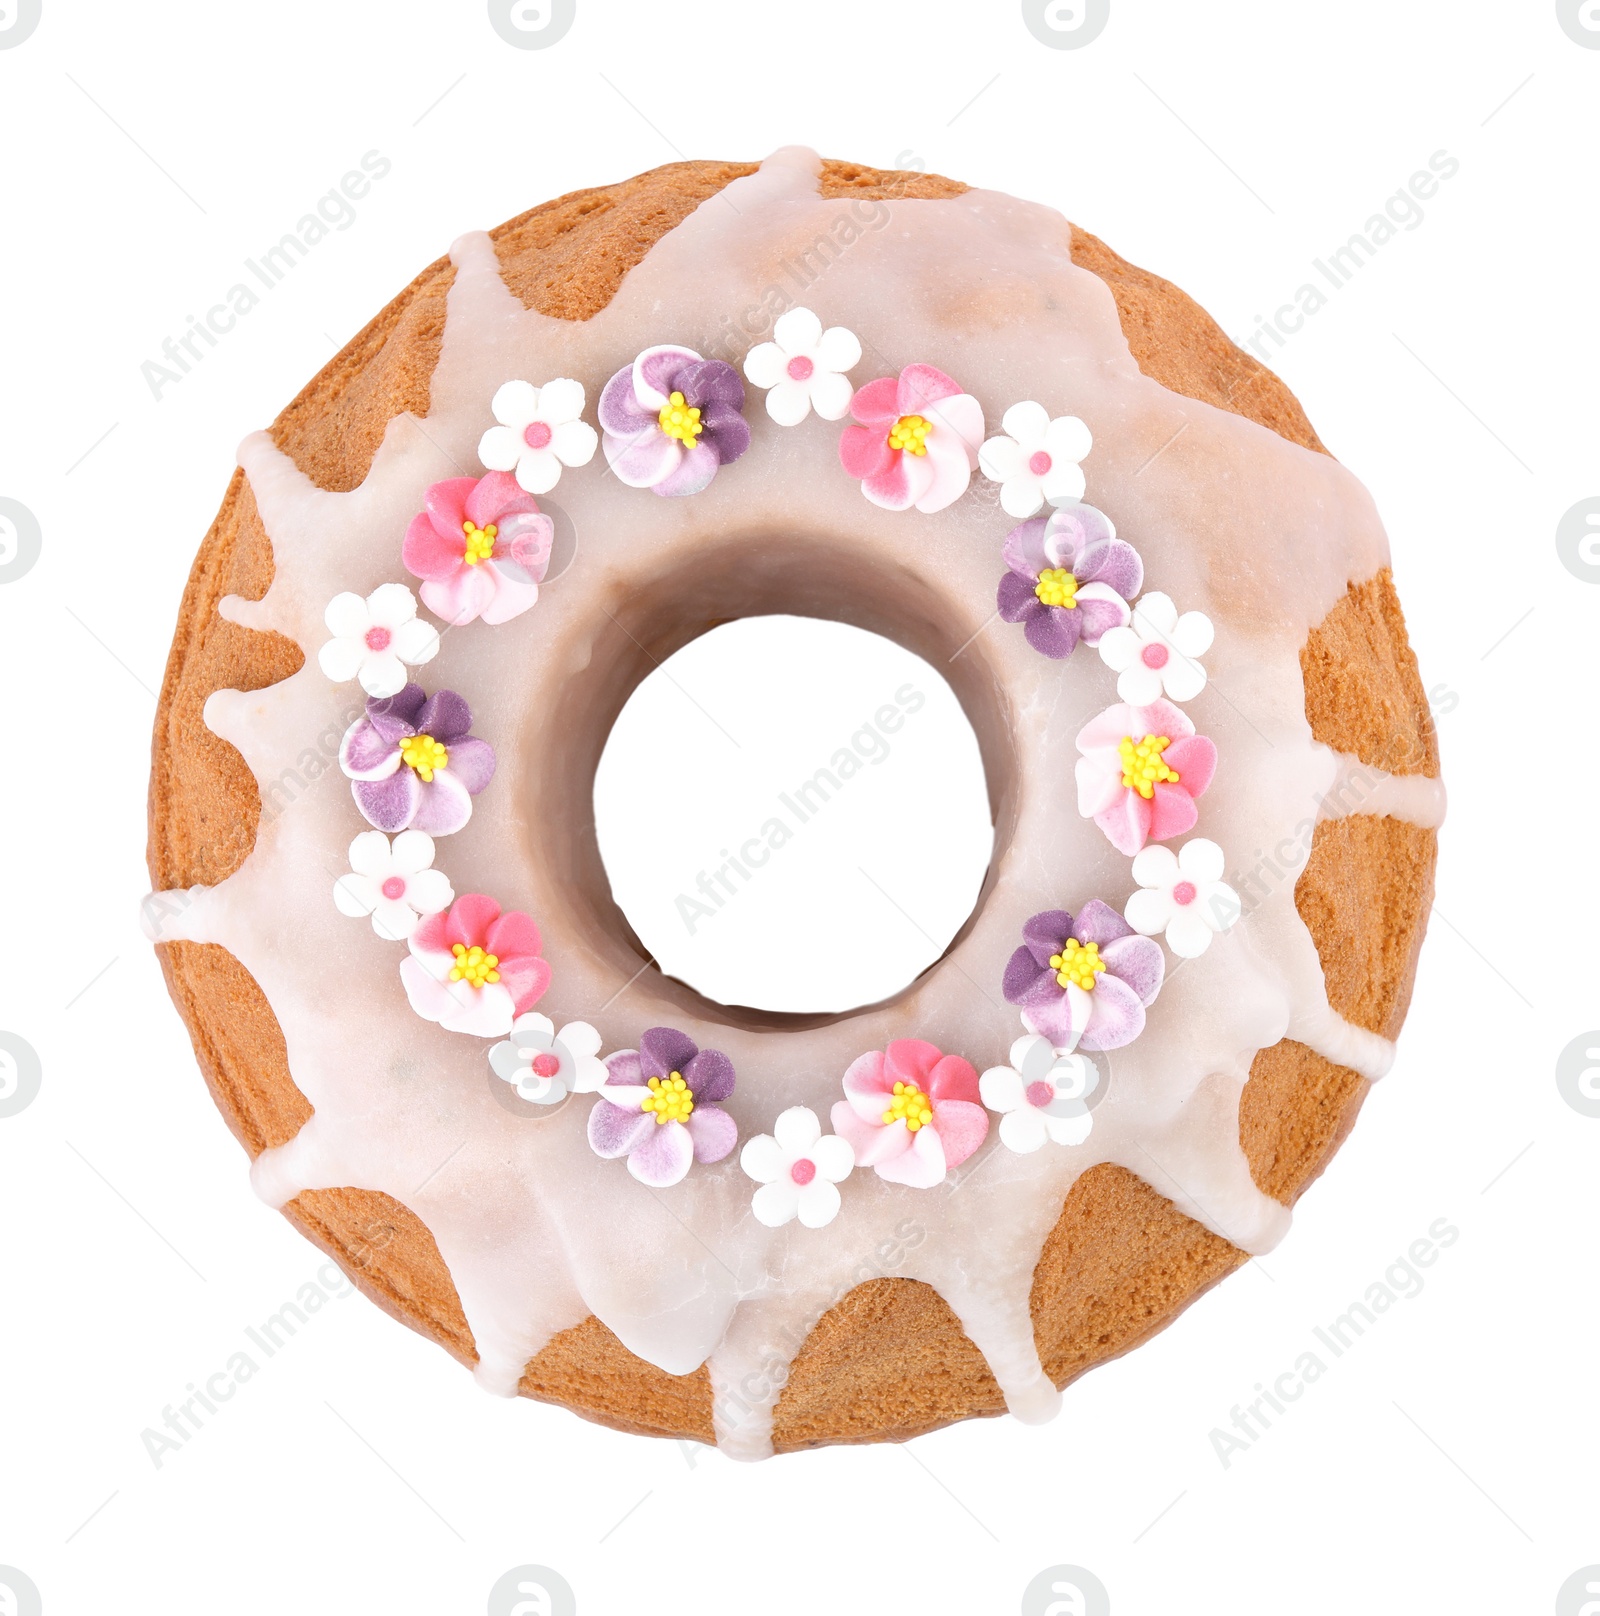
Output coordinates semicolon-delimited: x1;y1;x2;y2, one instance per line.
145;148;1442;1458
1318;745;1448;829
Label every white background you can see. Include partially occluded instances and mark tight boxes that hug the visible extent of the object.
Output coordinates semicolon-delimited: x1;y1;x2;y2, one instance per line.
1;1;1597;1612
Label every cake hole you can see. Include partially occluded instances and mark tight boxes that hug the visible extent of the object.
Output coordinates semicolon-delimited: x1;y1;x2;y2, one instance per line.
593;616;994;1015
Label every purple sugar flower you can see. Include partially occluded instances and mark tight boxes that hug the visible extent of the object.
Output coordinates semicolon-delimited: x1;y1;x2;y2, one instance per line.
598;344;750;497
996;502;1143;660
1002;902;1165;1052
338;682;496;838
587;1026;738;1188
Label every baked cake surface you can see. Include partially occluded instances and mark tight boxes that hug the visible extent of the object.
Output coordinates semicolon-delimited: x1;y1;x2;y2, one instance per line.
146;154;1439;1453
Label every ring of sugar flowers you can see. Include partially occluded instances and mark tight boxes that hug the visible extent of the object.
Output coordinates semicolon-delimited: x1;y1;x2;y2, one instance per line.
310;335;1245;1182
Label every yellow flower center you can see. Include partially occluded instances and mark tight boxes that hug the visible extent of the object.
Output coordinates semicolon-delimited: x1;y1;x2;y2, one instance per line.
1050;938;1106;992
881;1079;934;1132
888;413;932;455
642;1071;695;1125
399;733;449;782
1119;733;1180;799
462;519;497;565
657;390;703;446
1035;567;1079;608
449;943;500;988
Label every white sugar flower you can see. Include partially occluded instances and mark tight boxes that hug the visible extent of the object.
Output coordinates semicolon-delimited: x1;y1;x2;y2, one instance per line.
743;307;862;425
980;1034;1099;1153
317;584;440;698
333;830;453;940
488;1014;606;1104
478;377;598;494
1096;590;1214;704
1125;838;1241;958
739;1105;855;1228
978;402;1093;517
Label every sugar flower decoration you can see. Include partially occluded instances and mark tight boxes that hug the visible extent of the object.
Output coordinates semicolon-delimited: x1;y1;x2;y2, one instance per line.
1074;698;1217;856
339;683;496;838
742;307;861;424
332;829;453;940
1125;838;1241;959
829;1039;988;1189
838;364;982;513
317;583;440;697
980;1035;1099;1153
978;402;1093;518
1097;591;1215;704
489;1014;606;1105
1002;903;1165;1052
477;378;597;494
740;1106;855;1229
996;502;1142;659
400;893;551;1037
402;472;554;628
598;346;750;497
588;1027;738;1188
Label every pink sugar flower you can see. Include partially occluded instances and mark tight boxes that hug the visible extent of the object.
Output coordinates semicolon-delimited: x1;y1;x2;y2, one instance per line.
829;1039;989;1189
402;471;554;627
400;893;551;1038
1074;698;1218;856
838;364;983;513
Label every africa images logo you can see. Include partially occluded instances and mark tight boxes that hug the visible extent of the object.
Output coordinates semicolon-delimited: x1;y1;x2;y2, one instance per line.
1556;0;1600;47
0;0;43;49
487;1566;577;1616
1022;0;1110;49
0;1566;43;1616
0;1033;42;1119
0;497;42;586
1556;1031;1600;1117
488;0;576;49
1556;498;1600;584
1021;1565;1110;1616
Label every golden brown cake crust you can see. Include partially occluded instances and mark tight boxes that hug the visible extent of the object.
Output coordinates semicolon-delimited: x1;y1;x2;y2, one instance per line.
147;159;1437;1451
